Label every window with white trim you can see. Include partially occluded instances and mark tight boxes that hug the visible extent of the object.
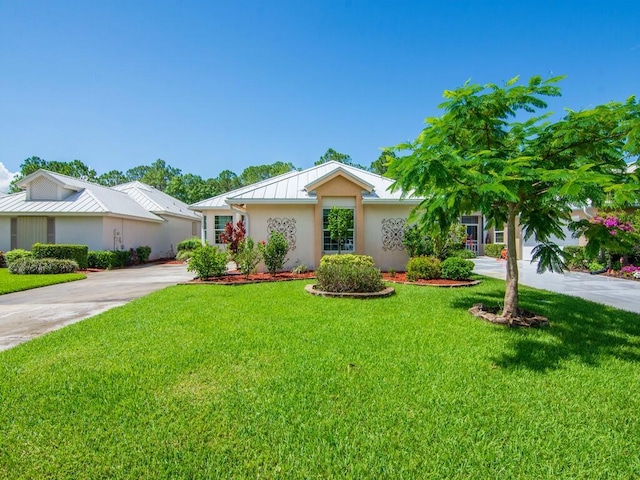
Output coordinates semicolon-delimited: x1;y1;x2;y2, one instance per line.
322;208;354;253
214;215;233;244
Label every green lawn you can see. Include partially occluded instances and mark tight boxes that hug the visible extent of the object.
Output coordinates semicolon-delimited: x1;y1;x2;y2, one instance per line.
1;278;639;478
0;268;86;294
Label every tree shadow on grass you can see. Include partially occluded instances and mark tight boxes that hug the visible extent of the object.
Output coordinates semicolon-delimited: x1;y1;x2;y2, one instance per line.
450;282;640;372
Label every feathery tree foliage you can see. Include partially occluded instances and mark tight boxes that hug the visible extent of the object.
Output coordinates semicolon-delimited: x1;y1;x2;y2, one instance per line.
388;75;639;321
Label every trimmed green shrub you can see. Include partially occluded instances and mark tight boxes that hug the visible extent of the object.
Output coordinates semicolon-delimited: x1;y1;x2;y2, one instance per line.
136;245;152;264
316;254;385;293
87;251;115;269
0;251;6;268
32;243;88;269
177;237;202;252
406;256;442;281
441;257;474;280
484;243;506;258
176;249;195;262
111;250;132;268
259;232;290;275
187;245;228;279
9;258;79;274
449;248;476;259
5;249;34;266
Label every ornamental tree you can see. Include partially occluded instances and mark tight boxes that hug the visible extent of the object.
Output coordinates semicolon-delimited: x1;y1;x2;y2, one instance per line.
327;207;354;254
388;75;639;322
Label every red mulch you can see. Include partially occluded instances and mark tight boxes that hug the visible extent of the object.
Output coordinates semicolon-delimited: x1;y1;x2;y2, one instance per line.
190;271;316;284
187;270;476;287
381;272;477;286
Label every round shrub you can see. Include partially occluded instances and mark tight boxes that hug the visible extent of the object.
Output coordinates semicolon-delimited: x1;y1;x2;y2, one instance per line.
9;257;79;274
441;257;474;280
315;254;385;293
177;237;202;253
135;245;152;264
406;256;442;281
187;245;228;279
5;249;34;266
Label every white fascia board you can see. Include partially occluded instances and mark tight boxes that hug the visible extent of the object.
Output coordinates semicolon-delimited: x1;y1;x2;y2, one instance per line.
362;198;423;205
225;198;318;205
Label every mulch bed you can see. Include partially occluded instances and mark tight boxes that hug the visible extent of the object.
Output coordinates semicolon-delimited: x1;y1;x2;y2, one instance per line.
185;270;479;287
186;271;316;285
382;272;480;288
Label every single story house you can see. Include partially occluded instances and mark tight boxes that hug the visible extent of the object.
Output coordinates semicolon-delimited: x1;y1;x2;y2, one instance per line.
0;170;200;260
190;161;488;271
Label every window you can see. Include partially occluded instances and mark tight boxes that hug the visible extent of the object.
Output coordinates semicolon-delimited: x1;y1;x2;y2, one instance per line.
202;216;208;242
494;221;504;243
214;215;233;244
322;208;354;253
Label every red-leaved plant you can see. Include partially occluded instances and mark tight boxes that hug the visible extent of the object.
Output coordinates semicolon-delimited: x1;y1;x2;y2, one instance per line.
219;220;246;257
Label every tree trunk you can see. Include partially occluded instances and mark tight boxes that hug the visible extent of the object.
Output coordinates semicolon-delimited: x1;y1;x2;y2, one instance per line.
502;205;519;322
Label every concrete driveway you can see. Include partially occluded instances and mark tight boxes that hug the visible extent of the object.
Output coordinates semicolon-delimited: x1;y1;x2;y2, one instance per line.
0;262;193;352
473;256;640;314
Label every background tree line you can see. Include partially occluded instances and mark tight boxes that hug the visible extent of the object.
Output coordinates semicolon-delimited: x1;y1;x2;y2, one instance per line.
9;148;395;204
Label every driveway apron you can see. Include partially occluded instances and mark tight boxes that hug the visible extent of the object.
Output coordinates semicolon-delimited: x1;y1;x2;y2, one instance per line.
473;257;640;314
0;263;193;352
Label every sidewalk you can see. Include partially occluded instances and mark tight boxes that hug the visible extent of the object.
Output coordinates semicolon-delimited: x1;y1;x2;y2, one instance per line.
473;256;640;314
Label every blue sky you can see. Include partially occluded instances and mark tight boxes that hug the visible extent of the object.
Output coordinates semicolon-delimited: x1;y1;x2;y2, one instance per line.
1;1;638;191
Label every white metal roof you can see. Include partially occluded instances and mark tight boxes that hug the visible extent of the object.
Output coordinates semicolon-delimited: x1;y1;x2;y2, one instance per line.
1;170;163;222
190;161;422;210
113;181;200;220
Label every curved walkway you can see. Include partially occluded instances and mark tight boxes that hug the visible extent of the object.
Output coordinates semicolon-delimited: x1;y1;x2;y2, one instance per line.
473;257;640;314
0;263;193;352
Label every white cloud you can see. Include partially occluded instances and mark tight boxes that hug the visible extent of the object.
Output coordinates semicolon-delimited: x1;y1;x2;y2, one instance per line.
0;162;18;194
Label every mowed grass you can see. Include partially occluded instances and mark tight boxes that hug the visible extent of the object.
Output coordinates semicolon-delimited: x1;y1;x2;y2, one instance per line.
1;278;640;478
0;268;86;294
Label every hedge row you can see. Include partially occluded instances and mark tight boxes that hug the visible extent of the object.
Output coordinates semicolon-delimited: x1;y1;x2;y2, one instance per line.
9;258;79;274
32;243;88;269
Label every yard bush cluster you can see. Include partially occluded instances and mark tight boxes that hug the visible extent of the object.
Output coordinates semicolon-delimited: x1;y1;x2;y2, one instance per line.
484;244;506;258
441;257;474;280
316;254;385;293
32;243;88;269
0;251;5;268
176;237;202;261
406;256;442;281
9;257;79;274
187;245;228;279
5;249;34;265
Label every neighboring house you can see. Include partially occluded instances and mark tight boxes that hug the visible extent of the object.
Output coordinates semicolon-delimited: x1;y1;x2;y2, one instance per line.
0;170;200;259
190;161;488;271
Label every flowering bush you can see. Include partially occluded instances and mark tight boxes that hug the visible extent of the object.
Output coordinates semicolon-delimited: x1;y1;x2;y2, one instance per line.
258;232;289;276
591;215;634;236
621;265;640;279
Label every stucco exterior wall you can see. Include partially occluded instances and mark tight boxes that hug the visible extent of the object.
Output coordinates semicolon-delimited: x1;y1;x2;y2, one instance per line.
246;204;316;271
0;217;10;252
157;215;201;258
363;204;413;271
56;216;105;250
